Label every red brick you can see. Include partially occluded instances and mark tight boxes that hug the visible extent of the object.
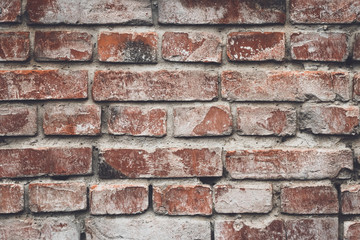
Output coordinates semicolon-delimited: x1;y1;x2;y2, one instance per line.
300;105;359;135
99;148;222;178
26;0;152;25
237;105;296;136
291;32;348;62
215;220;286;240
341;184;360;214
0;0;21;23
222;71;350;102
0;32;30;61
173;105;232;137
162;32;221;63
214;183;272;213
281;185;338;214
108;106;166;137
0;70;88;101
153;185;212;215
353;73;360;101
290;0;360;24
0;106;37;136
29;182;87;213
226;149;353;180
98;32;157;63
90;184;148;215
285;218;338;240
344;221;360;240
43;104;101;136
0;184;23;214
227;32;285;61
34;31;92;62
0;148;92;178
354;33;360;60
93;70;218;102
158;0;286;25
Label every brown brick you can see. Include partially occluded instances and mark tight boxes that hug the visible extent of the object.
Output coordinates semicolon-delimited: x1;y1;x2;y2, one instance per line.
281;185;339;214
214;183;272;213
227;32;285;61
43;104;101;136
0;106;37;136
285;218;338;240
291;32;348;62
29;182;87;213
99;148;222;179
153;185;212;216
0;0;21;23
290;0;360;24
354;33;360;60
93;70;218;102
215;220;286;240
344;221;360;240
0;32;30;61
353;73;360;101
300;105;359;135
26;0;152;25
98;32;157;63
237;105;296;136
226;149;353;180
108;106;166;137
222;71;350;102
158;0;286;25
0;184;23;214
162;32;221;63
90;184;148;215
173;105;232;137
341;184;360;214
0;148;92;178
0;70;88;101
34;31;92;62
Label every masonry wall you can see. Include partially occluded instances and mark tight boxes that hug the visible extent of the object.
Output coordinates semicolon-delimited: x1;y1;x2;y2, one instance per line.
1;0;360;239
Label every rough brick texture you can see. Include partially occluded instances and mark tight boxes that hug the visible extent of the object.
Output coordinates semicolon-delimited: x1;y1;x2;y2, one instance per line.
354;33;360;60
0;0;21;23
344;221;360;240
285;218;338;240
0;184;23;214
0;32;30;61
341;184;360;214
0;106;37;136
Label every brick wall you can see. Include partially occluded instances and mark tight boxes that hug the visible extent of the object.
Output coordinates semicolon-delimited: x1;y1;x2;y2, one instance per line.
1;0;360;239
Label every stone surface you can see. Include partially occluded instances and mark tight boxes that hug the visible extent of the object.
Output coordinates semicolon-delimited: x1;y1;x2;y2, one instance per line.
0;184;23;214
0;32;30;61
285;218;338;240
0;106;37;136
227;32;285;61
99;148;222;178
341;184;360;214
344;221;360;240
0;0;21;23
225;148;353;179
173;105;232;137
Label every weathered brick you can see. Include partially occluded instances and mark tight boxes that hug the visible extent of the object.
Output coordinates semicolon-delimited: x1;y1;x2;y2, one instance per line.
0;184;23;214
158;0;286;25
344;221;360;240
281;184;338;214
215;220;286;240
227;32;285;61
34;31;92;62
285;218;338;240
153;185;212;215
226;149;353;179
341;184;360;214
90;184;148;215
29;182;87;213
237;105;296;136
43;104;101;136
93;70;218;102
0;217;80;240
291;32;348;62
0;70;88;101
0;148;92;178
222;71;350;102
290;0;360;24
0;32;30;61
98;32;157;63
162;32;222;63
0;0;21;23
0;106;37;136
214;183;272;213
354;33;360;61
173;105;232;137
300;105;359;135
354;73;360;101
108;106;166;137
27;0;152;25
86;217;211;240
99;148;222;178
